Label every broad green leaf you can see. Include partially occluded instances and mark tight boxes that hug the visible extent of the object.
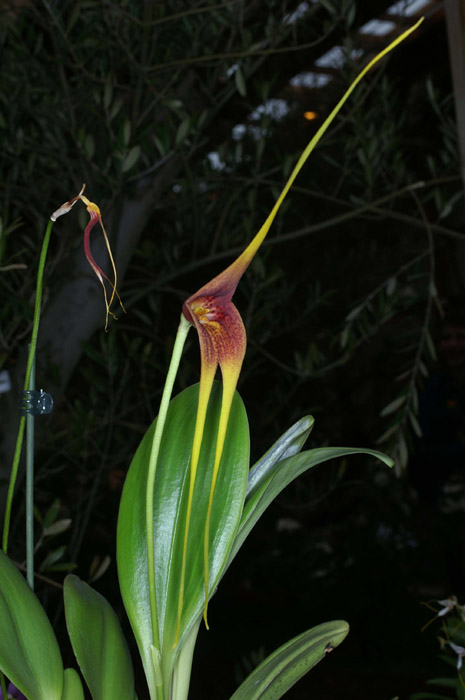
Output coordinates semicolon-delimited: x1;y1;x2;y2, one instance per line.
227;446;393;568
246;416;314;497
229;620;349;700
117;382;249;697
61;668;85;700
64;575;136;700
0;550;63;700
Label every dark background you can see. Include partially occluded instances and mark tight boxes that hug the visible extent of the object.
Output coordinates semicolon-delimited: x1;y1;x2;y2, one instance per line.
1;1;464;698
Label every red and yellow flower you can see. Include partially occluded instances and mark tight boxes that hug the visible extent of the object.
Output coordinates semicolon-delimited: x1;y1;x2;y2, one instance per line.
177;17;424;637
51;184;124;330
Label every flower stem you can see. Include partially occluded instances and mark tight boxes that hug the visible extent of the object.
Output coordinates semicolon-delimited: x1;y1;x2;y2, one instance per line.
0;671;7;699
145;314;191;656
25;347;36;590
2;219;54;555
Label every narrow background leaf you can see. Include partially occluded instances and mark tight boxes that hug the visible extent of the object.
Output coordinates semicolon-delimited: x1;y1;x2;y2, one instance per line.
229;620;349;700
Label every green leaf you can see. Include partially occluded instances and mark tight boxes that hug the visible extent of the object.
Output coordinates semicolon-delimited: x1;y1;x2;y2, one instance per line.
427;678;456;687
117;382;249;696
39;545;66;571
229;620;349;700
43;499;61;528
122;145;141;173
84;134;95;159
175;118;190;146
227;446;393;568
61;668;85;700
380;395;405;417
64;575;136;700
0;550;64;700
235;67;246;97
247;416;314;497
43;519;72;537
123;119;131;147
103;81;113;112
410;694;455;699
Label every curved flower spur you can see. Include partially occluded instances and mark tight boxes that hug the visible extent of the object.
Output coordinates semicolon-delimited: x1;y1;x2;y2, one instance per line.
178;18;424;637
51;184;125;330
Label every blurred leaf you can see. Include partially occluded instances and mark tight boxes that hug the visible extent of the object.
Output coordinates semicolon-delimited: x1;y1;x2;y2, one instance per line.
409;411;422;438
43;499;62;529
122;145;141;173
88;555;111;583
123;120;131;147
410;694;454;699
380;396;405;417
235;67;246;97
39;546;66;572
84;134;95;159
175;118;190;146
103;81;113;112
43;519;72;537
386;277;397;296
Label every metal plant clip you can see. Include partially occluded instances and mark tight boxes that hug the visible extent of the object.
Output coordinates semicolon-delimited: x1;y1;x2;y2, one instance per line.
18;389;54;416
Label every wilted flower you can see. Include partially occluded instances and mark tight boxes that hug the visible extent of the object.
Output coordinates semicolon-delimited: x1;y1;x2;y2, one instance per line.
51;184;124;330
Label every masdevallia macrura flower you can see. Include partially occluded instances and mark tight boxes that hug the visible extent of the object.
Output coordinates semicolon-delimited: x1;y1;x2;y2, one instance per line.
179;171;301;637
177;17;424;638
51;184;125;330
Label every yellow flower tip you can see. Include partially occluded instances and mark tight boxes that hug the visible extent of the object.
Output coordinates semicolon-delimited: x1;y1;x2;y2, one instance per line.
203;606;210;631
80;195;101;216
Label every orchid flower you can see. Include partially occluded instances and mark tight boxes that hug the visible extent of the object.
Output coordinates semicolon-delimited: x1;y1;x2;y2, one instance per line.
421;595;461;632
51;184;125;330
437;595;458;617
449;641;465;671
176;18;424;639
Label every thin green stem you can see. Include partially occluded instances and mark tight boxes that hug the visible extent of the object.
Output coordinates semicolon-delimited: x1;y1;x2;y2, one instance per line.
2;219;54;554
0;671;8;699
145;315;191;664
26;348;36;589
